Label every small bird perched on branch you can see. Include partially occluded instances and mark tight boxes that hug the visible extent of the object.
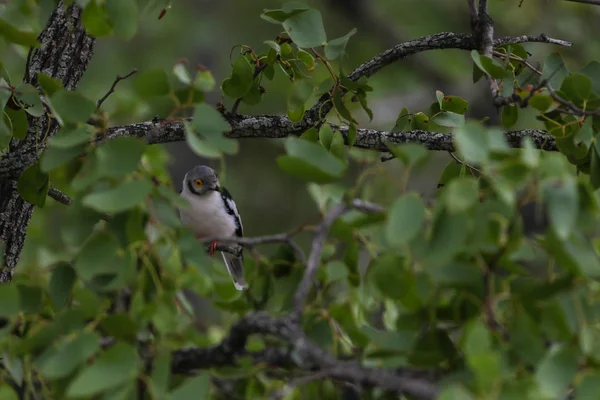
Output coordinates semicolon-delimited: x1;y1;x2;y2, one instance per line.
179;165;247;290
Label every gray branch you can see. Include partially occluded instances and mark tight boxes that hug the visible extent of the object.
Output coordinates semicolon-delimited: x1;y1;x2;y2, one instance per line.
170;312;440;400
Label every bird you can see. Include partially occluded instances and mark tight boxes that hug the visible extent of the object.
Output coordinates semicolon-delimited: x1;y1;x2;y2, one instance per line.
178;165;247;290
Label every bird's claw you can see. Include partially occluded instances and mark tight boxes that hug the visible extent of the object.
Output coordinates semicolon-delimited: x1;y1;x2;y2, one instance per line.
209;241;218;255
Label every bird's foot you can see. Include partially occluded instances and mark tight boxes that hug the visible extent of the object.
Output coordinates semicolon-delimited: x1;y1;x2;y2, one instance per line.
209;241;219;255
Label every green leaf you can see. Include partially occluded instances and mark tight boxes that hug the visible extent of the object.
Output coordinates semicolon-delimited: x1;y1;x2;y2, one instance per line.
170;374;210;400
410;112;429;130
581;61;600;96
442;177;479;214
37;73;63;96
100;314;138;342
194;70;216;92
49;263;76;311
49;90;96;123
347;123;357;147
192;103;230;134
4;108;28;140
173;63;191;85
106;0;138;40
260;2;309;23
333;86;357;124
0;19;39;47
82;0;113;37
277;137;346;183
319;123;334;149
529;94;553;112
439;95;469;114
324;28;357;60
501;105;518;129
560;73;592;103
297;48;315;70
300;126;319;142
392;107;410;132
17;163;49;207
66;342;140;398
96;137;146;178
386;143;428;168
36;332;101;380
282;9;327;48
470;50;509;79
542;177;578;240
385;193;425;246
535;345;579;398
454;121;491;165
542;52;569;89
432;111;465;127
576;373;600;400
134;68;171;98
150;351;171;398
14;83;43;117
287;79;313;123
222;56;254;98
185;128;222;159
50;126;94;148
40;144;85;173
0;385;18;400
0;285;19;317
75;231;121;280
83;179;153;213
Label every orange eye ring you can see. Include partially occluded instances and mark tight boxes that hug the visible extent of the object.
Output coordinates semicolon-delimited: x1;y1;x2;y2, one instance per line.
194;179;203;188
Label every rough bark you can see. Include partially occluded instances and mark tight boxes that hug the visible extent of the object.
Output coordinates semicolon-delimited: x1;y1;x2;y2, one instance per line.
0;2;94;279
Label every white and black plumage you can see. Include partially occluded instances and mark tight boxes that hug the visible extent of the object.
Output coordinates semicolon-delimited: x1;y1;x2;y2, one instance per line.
179;165;247;290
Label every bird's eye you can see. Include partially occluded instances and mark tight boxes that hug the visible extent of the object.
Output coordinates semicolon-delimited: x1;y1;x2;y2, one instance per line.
193;179;203;188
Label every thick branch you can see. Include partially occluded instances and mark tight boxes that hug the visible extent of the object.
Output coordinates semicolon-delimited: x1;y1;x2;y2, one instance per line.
170;312;439;399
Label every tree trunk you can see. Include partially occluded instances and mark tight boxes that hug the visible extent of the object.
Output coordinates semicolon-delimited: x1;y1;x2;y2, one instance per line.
0;2;94;281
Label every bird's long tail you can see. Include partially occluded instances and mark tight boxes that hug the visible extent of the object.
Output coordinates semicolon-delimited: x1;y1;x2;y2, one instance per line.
221;252;248;291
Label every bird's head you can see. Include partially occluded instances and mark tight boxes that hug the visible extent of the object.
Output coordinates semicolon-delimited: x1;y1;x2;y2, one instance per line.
183;165;220;196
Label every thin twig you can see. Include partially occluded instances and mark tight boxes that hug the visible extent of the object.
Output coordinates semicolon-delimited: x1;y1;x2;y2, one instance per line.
96;68;138;109
492;50;542;75
293;203;347;318
48;186;72;205
449;152;483;175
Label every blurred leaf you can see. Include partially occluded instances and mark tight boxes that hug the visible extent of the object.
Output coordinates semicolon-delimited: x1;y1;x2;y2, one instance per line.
171;374;210;400
50;126;94;148
17;162;49;207
0;385;18;400
324;28;357;60
442;177;479;214
83;179;153;213
36;332;100;380
392;107;410;132
385;143;428;169
347;123;357;147
542;52;568;90
319;123;334;149
66;342;140;398
100;314;138;342
222;56;254;98
297;48;314;70
277;137;346;183
134;68;170;98
576;373;600;400
385;193;425;246
501;105;518;129
581;61;600;96
4;108;28;140
82;0;113;37
49;263;76;311
432;111;464;127
535;345;579;398
287;79;313;123
106;0;138;40
560;73;592;104
17;284;42;314
282;9;326;48
37;73;63;96
260;2;309;23
173;63;191;85
0;285;19;317
0;19;39;47
49;90;96;123
542;177;578;240
194;70;216;92
95;137;146;178
529;94;553;112
333;86;357;124
150;351;171;398
14;83;43;117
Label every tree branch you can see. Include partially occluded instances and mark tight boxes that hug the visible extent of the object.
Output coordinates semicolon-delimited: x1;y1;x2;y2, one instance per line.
169;312;440;399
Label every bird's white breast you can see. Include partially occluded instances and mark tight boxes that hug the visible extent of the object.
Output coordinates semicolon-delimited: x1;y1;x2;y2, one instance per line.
179;190;237;240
